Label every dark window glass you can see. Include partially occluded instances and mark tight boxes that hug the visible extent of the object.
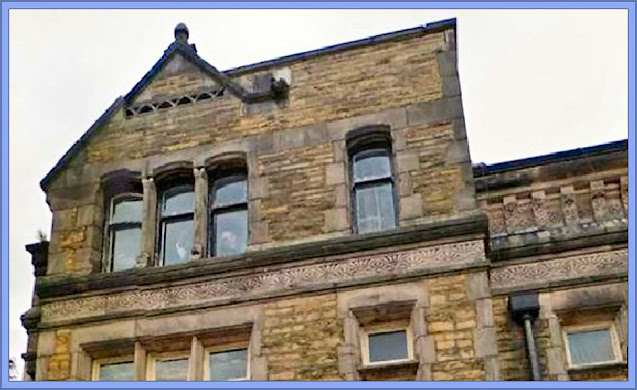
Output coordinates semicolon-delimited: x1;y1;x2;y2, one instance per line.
351;149;396;234
109;196;142;272
98;362;134;381
210;176;248;257
368;330;408;363
567;328;617;366
209;349;248;381
159;187;194;266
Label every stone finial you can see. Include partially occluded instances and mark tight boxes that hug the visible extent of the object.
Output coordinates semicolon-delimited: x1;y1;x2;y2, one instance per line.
174;23;189;44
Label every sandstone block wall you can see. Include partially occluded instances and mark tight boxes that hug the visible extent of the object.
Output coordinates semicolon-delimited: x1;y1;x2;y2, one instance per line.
43;24;474;276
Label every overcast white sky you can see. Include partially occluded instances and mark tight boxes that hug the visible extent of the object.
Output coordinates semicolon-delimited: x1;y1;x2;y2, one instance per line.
7;9;628;378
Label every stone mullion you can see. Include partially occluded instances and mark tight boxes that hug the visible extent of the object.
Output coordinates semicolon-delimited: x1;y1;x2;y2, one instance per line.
134;341;147;381
192;167;209;258
141;178;157;267
188;337;204;381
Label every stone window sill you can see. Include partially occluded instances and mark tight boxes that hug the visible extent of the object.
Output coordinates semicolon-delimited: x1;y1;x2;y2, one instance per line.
567;361;628;373
357;359;419;374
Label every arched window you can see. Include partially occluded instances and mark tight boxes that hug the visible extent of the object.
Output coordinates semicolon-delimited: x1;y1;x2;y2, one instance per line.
209;171;248;257
348;127;397;234
158;170;195;266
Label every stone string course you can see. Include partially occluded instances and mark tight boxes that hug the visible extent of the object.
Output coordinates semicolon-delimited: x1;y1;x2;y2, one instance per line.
490;249;628;290
41;240;485;323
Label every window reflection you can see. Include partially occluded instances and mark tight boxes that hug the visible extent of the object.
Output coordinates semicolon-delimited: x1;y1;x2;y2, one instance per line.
159;186;195;266
97;361;134;381
154;358;189;381
210;176;248;257
108;196;143;272
208;349;248;381
351;149;396;234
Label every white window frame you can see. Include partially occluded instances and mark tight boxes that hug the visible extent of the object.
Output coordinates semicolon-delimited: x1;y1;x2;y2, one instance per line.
145;350;191;381
360;326;414;366
562;322;623;369
203;342;250;381
91;356;135;381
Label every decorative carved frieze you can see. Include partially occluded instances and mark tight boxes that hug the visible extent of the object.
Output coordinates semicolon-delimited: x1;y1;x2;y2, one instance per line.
620;177;628;215
504;196;536;234
487;206;507;236
531;191;549;228
490;249;628;290
41;240;486;324
590;180;609;222
560;186;579;225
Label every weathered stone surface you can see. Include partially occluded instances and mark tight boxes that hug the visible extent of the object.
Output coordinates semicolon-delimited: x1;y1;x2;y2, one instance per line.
40;240;486;324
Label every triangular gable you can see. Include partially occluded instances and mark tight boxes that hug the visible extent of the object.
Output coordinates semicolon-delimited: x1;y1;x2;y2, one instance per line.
40;41;276;191
124;41;255;105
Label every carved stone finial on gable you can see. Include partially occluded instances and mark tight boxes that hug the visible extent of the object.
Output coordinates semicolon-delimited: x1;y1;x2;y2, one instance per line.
174;23;189;44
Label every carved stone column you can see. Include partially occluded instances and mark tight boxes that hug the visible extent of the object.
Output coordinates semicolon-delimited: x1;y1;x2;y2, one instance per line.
141;177;157;267
192;167;209;259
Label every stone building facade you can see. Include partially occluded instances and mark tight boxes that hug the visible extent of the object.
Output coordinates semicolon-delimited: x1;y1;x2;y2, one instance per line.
21;19;629;382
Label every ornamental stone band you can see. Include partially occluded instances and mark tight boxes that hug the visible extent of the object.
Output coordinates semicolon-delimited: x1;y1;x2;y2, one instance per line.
41;240;486;324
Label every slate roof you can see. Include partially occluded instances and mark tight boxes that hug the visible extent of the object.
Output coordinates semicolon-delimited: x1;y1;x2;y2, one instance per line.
472;139;628;177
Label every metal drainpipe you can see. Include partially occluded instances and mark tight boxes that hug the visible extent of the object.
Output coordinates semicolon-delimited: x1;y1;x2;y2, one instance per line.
509;292;541;381
523;313;541;381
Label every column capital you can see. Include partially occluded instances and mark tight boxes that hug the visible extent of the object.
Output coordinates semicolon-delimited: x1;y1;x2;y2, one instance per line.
193;166;208;179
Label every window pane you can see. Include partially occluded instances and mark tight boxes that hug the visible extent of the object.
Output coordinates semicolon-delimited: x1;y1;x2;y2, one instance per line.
98;362;134;381
162;218;194;266
567;329;616;365
209;349;247;381
213;178;247;207
111;197;142;223
112;227;141;272
214;209;248;257
369;330;408;363
163;189;194;216
355;182;396;234
155;358;189;381
353;152;391;182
